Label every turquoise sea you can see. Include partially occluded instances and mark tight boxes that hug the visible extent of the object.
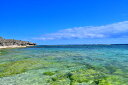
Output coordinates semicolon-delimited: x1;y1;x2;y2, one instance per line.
0;45;128;85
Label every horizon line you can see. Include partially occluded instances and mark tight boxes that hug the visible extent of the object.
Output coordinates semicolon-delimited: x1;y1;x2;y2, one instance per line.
37;44;128;46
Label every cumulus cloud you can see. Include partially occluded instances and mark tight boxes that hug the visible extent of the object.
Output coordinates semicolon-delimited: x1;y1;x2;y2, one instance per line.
34;21;128;40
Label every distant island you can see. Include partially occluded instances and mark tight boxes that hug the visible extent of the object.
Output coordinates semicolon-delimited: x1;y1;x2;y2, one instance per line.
0;37;36;49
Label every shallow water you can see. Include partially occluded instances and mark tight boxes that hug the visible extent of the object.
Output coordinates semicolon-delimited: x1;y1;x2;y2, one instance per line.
0;45;128;85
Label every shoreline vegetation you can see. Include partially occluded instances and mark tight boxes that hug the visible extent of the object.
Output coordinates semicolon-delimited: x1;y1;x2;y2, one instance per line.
0;37;36;49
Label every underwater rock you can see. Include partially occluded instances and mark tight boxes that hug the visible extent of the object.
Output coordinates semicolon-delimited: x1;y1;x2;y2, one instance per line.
47;68;127;85
43;72;55;76
0;59;52;77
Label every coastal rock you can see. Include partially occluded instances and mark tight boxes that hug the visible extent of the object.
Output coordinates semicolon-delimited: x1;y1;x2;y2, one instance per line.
0;37;36;47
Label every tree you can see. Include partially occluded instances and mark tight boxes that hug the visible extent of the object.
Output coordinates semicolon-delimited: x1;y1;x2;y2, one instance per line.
0;37;3;39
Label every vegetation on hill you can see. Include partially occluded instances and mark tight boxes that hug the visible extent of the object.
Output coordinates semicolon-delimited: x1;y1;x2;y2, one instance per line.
0;37;36;46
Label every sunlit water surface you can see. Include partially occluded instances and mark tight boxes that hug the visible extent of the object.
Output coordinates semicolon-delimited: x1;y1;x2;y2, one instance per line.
0;45;128;85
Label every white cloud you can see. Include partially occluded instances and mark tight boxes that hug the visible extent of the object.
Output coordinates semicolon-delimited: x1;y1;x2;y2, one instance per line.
34;21;128;40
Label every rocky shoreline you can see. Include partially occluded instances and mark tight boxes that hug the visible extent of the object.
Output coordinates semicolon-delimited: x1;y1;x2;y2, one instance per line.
0;37;36;49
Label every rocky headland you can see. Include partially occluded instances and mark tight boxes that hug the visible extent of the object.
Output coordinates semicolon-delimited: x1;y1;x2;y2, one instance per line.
0;37;36;49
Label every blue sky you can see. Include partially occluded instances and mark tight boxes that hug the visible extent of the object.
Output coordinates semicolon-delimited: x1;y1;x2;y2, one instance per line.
1;0;128;44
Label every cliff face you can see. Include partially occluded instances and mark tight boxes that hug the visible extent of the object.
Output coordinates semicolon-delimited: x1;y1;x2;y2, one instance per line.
0;37;36;46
